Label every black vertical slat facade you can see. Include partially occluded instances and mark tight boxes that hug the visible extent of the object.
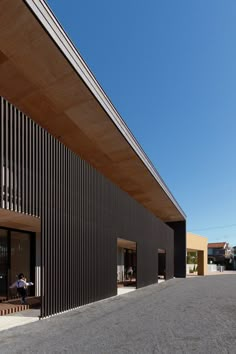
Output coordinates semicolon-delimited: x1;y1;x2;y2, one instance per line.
0;96;178;317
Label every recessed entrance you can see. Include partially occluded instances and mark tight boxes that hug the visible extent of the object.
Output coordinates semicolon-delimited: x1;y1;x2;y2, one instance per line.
117;238;137;295
0;208;41;315
0;228;35;301
158;248;166;282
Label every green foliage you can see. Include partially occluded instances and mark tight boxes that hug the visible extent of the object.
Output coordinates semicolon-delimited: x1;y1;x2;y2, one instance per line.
186;252;198;265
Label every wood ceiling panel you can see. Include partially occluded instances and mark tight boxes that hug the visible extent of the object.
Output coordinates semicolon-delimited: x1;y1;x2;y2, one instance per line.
117;238;136;250
0;61;36;103
9;42;69;89
0;208;40;233
42;73;91;111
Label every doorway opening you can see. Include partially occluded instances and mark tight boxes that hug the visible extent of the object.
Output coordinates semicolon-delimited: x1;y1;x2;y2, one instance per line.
0;208;41;316
158;248;166;283
186;251;198;276
117;238;137;295
0;228;35;301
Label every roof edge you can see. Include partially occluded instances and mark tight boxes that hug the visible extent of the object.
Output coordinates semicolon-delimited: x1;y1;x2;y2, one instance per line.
23;0;186;219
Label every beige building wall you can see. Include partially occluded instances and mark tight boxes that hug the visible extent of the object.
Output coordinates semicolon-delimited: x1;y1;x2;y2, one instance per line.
187;233;208;276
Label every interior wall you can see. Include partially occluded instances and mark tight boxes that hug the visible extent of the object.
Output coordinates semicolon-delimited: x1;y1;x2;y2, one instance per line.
35;232;41;296
10;231;30;285
158;252;166;278
117;247;124;282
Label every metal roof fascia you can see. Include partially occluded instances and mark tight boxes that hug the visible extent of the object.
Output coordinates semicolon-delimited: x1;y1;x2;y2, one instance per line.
23;0;186;219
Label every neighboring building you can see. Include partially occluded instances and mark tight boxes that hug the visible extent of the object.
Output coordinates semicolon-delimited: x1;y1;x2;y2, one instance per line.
187;233;208;275
0;1;186;317
208;242;234;269
233;246;236;270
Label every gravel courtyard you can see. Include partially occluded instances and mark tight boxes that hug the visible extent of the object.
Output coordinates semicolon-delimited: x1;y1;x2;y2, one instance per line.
0;274;236;353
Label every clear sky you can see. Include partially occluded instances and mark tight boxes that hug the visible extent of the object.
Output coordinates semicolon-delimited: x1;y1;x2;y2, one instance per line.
46;0;236;245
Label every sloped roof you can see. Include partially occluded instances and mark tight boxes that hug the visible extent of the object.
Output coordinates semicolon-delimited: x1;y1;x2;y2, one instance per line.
208;242;227;249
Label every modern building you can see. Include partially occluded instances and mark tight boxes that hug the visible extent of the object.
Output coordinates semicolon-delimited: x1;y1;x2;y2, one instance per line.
232;246;236;270
0;0;186;317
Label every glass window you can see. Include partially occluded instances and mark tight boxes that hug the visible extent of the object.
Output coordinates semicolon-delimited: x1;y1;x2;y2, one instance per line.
10;231;30;285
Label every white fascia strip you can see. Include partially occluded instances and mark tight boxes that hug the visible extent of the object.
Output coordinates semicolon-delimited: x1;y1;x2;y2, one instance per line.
23;0;186;219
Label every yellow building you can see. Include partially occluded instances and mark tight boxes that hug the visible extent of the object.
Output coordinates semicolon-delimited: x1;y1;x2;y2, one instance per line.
187;233;208;276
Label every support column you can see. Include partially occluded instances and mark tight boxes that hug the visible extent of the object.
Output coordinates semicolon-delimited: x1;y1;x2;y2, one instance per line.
198;250;207;276
166;220;186;278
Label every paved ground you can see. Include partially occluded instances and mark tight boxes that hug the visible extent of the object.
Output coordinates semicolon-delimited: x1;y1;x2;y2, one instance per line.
0;309;40;332
0;274;236;353
117;286;136;295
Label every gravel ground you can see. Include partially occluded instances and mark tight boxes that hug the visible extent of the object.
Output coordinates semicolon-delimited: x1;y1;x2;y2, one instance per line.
0;275;236;354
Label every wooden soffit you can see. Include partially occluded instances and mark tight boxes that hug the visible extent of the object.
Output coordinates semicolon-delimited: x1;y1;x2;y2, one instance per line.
0;0;185;222
117;238;136;251
0;208;40;233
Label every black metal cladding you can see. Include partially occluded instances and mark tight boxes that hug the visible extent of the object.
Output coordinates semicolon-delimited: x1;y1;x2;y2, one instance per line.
0;96;175;317
167;221;186;278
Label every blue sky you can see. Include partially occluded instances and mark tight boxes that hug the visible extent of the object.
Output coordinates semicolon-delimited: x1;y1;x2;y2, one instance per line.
47;0;236;244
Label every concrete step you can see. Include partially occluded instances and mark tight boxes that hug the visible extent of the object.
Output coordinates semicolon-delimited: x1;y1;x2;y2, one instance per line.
0;304;29;316
0;297;40;316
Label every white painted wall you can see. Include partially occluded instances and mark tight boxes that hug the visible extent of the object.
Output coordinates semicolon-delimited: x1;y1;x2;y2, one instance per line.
35;232;41;296
208;264;217;272
117;247;125;282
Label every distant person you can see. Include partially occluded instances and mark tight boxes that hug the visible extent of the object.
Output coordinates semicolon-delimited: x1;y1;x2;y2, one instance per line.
127;266;133;281
9;273;34;304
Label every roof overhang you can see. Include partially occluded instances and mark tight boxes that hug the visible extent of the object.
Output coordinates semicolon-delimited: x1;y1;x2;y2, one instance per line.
0;0;186;222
